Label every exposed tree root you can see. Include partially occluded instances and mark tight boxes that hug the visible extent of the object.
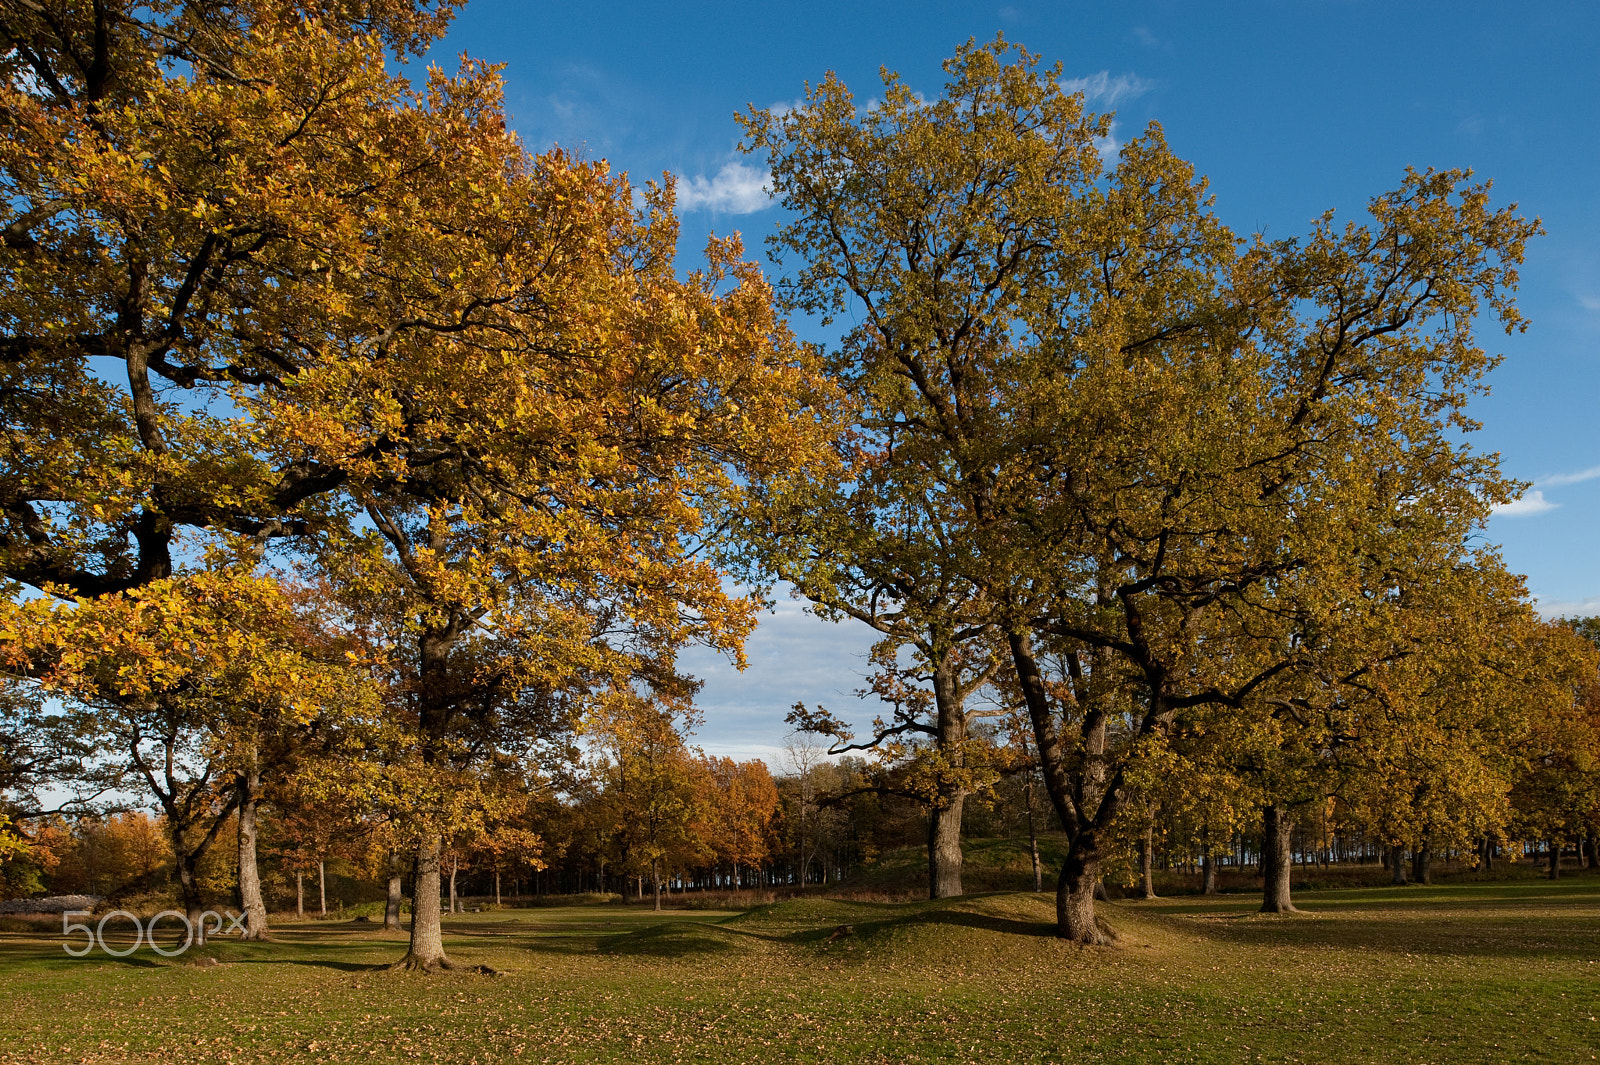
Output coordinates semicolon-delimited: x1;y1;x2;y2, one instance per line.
1056;917;1122;946
388;953;456;973
387;954;501;974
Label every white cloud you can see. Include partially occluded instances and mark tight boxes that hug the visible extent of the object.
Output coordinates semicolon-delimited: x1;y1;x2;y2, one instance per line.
1491;490;1558;517
1578;294;1600;312
1536;464;1600;488
1533;595;1600;620
678;583;882;760
1059;70;1155;107
676;161;771;214
767;98;809;119
1093;124;1122;168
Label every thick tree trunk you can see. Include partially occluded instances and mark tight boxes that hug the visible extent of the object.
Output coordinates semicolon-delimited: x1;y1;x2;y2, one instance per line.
1548;839;1561;881
928;794;965;899
394;833;452;971
235;767;270;940
1202;850;1218;895
1259;805;1298;914
1057;835;1114;944
385;873;403;931
1139;825;1157;899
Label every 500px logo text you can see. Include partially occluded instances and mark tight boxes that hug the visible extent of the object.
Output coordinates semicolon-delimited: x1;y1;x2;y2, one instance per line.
62;909;247;957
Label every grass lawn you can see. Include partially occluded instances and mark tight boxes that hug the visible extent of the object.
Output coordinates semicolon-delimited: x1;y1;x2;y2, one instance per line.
0;878;1596;1064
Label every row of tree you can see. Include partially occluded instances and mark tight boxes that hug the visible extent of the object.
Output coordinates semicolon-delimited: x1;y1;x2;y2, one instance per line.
0;0;1594;966
9;726;1594;920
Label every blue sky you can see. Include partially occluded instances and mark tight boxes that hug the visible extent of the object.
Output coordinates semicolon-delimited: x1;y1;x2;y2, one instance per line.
424;1;1600;761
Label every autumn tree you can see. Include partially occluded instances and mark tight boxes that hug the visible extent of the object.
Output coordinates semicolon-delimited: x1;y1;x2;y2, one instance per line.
2;0;834;971
0;0;468;925
1507;620;1600;878
4;569;370;925
588;691;706;910
740;42;1088;897
748;37;1537;942
786;637;1008;897
696;755;780;888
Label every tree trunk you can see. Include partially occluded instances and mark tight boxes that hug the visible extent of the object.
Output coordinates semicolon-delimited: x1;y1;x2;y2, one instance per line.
394;832;452;970
295;872;305;919
449;854;459;914
928;793;965;899
318;859;327;916
235;766;270;940
1139;825;1157;899
926;655;967;899
1006;629;1122;944
1548;839;1561;881
1056;834;1114;944
1025;773;1042;892
652;858;662;912
385;873;403;931
495;868;502;907
1259;804;1298;914
175;848;207;931
1390;845;1408;884
390;620;470;971
1202;850;1217;895
1412;840;1432;885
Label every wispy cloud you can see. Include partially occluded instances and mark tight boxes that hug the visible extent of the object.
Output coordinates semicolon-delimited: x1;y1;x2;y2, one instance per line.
1093;125;1123;168
676;161;771;214
1491;490;1558;517
767;98;809;119
1579;294;1600;312
1536;464;1600;488
1059;70;1155;107
1533;595;1600;620
1132;26;1165;49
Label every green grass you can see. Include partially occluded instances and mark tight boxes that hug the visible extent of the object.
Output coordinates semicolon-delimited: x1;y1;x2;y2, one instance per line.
1;878;1597;1064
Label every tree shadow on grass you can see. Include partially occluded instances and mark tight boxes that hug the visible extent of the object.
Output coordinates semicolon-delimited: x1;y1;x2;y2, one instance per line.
223;957;390;972
598;922;749;959
1156;898;1600;963
781;907;1057;949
